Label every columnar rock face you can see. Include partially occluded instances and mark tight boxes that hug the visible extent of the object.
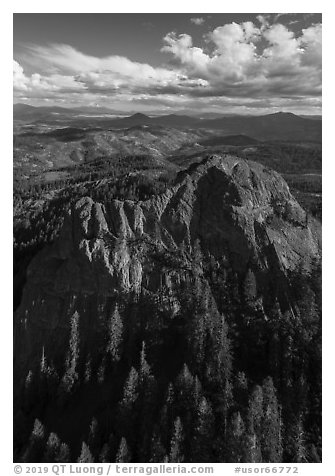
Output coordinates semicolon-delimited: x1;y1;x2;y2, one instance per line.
14;155;321;388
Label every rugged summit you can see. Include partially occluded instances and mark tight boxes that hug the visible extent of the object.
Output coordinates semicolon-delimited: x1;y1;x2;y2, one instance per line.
15;154;320;375
21;154;319;290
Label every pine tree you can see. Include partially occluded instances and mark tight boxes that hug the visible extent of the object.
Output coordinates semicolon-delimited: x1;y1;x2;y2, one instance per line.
137;342;157;461
159;383;175;449
77;442;94;463
57;443;71;463
99;443;111;463
121;367;139;409
234;371;248;408
287;416;307;463
244;426;262;463
84;354;92;384
216;315;233;388
193;375;203;409
24;369;37;411
97;356;106;384
40;346;47;373
208;314;232;440
175;364;194;407
149;431;167;463
261;377;283;462
60;311;80;394
88;417;101;456
107;305;123;362
248;385;264;439
192;396;214;462
227;412;246;462
169;417;184;463
39;351;59;402
43;432;61;462
22;419;46;462
245;385;263;463
188;281;209;367
99;434;117;463
69;311;80;372
116;437;132;463
139;341;152;382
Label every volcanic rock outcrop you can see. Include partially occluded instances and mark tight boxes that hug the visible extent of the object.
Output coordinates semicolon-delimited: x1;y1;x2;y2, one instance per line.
14;154;321;386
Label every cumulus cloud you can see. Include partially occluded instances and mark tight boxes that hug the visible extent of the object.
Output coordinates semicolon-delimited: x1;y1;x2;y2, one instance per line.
190;17;205;25
13;60;28;91
13;18;322;113
161;21;321;99
13;59;85;97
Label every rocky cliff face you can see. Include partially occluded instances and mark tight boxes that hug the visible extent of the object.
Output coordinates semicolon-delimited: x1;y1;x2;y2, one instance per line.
14;154;321;388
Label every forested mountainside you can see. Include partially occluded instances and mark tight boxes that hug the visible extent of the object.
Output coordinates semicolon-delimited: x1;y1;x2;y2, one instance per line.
14;155;321;463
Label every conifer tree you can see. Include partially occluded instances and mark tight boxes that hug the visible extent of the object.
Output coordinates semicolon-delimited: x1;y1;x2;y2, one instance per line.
159;383;175;448
227;412;246;462
97;356;106;384
234;371;248;408
287;416;307;463
84;354;92;384
193;375;203;409
169;417;184;463
57;443;71;463
121;367;139;409
99;434;117;463
60;311;80;394
248;385;264;440
22;419;46;462
244;422;262;463
149;431;167;463
69;311;80;372
175;364;194;405
261;377;283;462
137;341;157;459
40;346;47;373
88;417;101;456
43;432;61;462
24;370;37;411
99;443;111;463
192;396;214;462
77;442;94;463
107;305;123;362
139;341;152;382
116;437;132;463
208;314;232;439
189;282;209;367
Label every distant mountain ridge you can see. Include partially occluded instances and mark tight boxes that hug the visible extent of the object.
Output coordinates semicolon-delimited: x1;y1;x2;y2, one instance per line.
14;103;321;142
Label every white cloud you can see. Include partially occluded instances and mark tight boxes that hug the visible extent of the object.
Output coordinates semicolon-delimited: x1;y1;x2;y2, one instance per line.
190;17;205;26
13;60;28;91
161;21;321;98
13;18;322;114
13;59;86;101
300;23;322;67
20;43;176;82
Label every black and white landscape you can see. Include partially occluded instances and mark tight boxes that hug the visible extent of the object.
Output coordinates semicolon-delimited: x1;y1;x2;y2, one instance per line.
13;13;322;463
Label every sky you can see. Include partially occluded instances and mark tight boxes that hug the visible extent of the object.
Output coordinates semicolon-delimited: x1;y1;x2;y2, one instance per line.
13;13;322;115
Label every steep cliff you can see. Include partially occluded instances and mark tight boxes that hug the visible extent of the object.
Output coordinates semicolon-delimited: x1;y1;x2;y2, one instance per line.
14;154;321;462
14;154;321;372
